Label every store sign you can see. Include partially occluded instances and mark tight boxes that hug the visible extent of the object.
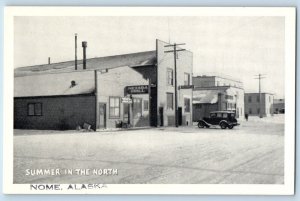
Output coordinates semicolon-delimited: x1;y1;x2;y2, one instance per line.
121;97;132;103
126;85;149;94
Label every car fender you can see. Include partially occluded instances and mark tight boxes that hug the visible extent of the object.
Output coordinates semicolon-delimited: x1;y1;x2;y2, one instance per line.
198;120;209;126
219;120;228;126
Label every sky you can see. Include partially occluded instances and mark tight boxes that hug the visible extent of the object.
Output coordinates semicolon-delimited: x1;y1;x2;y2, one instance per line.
14;16;285;98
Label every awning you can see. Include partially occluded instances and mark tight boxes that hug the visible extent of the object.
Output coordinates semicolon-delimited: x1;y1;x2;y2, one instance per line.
193;90;223;104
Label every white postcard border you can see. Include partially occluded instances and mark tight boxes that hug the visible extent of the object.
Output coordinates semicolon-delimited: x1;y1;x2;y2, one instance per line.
3;6;296;195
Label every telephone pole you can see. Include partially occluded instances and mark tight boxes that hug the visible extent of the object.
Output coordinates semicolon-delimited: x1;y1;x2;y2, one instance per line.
75;33;78;70
164;43;186;127
254;74;266;118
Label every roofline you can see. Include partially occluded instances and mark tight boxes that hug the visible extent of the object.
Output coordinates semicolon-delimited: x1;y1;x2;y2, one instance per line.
193;85;244;90
14;93;95;99
245;92;275;95
193;75;243;84
15;50;156;69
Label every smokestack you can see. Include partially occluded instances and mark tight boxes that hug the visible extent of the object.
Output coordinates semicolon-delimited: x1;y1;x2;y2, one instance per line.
48;57;51;64
82;41;87;70
75;33;78;70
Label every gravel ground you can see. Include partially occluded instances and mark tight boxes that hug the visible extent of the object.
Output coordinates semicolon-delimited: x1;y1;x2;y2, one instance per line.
13;114;284;184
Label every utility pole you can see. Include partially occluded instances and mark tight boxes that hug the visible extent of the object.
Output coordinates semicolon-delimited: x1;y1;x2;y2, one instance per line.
75;33;78;70
254;74;266;118
164;43;186;127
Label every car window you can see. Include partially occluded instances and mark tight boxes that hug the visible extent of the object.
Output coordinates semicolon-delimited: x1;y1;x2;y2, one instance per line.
210;113;217;118
217;113;222;118
222;113;228;118
230;113;235;118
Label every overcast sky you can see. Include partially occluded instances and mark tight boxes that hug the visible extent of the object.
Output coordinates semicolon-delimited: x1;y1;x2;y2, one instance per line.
14;16;285;98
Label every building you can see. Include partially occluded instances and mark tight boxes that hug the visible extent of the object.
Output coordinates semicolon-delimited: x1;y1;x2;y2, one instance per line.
273;98;285;114
14;39;193;130
244;93;274;117
192;75;244;121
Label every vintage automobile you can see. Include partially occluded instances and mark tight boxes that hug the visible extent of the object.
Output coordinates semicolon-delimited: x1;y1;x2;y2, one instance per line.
197;111;240;129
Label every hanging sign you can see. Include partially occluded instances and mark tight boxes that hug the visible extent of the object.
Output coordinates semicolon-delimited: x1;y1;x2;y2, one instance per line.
126;85;149;94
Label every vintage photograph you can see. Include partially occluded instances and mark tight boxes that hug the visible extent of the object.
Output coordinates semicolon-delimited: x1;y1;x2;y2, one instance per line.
3;7;295;194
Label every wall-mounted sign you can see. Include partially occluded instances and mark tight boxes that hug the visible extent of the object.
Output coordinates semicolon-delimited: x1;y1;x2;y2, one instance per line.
178;85;194;90
121;97;132;103
126;85;149;94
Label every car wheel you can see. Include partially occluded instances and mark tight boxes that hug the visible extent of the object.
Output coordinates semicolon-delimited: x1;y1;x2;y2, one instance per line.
198;121;205;128
220;122;227;129
228;125;234;129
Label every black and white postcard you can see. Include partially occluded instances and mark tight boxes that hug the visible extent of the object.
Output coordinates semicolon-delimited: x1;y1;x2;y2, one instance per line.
3;7;296;194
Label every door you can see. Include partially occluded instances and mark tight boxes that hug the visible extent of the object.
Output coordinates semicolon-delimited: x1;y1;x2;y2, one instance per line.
159;107;164;126
178;107;182;126
99;103;106;129
123;103;130;124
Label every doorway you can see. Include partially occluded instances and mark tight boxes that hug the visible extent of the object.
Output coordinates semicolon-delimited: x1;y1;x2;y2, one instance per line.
178;107;183;126
99;103;106;129
159;107;164;126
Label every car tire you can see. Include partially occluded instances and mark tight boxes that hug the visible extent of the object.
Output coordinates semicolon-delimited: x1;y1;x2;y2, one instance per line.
228;125;234;129
220;122;227;129
198;121;205;128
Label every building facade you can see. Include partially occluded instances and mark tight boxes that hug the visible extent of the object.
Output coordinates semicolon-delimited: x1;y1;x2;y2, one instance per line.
273;99;285;114
244;93;274;117
192;75;244;121
14;39;193;130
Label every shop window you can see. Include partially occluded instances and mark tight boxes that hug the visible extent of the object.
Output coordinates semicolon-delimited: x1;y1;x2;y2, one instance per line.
248;96;252;103
167;93;173;110
257;108;260;114
167;68;173;86
249;108;252;114
143;100;149;111
184;73;190;85
184;98;190;112
27;103;42;116
109;97;120;118
257;95;260;102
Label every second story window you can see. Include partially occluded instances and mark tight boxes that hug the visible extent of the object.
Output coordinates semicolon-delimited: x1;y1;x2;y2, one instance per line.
167;68;173;86
184;73;190;86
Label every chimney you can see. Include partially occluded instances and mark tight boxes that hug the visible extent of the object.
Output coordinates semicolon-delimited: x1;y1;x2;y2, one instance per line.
82;41;87;70
48;57;51;64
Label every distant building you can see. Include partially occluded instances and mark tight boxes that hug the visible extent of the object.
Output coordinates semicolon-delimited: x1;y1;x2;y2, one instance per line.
273;98;285;114
192;75;244;121
244;93;274;117
14;39;193;130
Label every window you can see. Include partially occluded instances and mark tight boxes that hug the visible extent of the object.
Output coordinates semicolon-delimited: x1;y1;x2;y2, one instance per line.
249;108;252;114
27;103;42;116
184;98;190;112
143;100;149;111
167;93;173;110
167;68;173;86
257;95;260;102
210;113;217;118
184;73;190;85
217;113;222;118
133;98;142;118
109;97;120;118
257;108;260;114
248;96;252;103
225;95;233;100
223;113;228;118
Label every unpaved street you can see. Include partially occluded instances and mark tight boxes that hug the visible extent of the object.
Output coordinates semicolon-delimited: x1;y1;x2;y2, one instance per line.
14;115;284;184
